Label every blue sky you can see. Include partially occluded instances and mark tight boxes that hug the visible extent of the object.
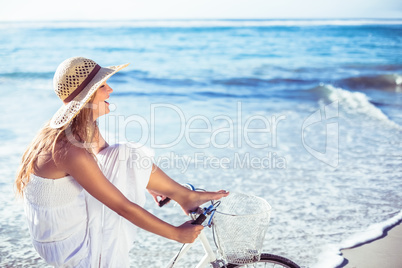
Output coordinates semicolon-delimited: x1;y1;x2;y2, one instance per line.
1;0;402;21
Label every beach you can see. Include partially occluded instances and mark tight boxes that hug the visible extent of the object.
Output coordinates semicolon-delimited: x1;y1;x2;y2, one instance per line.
341;221;402;268
1;20;401;267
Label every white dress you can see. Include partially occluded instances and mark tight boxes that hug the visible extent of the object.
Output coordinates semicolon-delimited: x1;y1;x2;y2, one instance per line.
24;143;153;267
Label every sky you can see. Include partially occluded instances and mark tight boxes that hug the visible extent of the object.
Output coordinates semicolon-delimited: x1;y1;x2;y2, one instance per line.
0;0;402;21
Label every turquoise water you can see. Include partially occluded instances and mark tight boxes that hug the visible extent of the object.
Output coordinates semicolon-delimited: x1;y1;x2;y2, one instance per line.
1;19;402;267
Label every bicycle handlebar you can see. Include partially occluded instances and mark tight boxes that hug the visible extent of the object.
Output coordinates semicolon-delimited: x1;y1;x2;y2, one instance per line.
191;214;207;225
158;183;211;225
158;197;171;207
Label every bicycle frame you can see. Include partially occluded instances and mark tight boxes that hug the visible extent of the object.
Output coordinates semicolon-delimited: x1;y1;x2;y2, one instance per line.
162;188;300;268
165;229;223;268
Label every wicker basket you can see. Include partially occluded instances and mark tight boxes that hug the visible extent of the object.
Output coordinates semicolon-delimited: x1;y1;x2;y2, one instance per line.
212;192;271;265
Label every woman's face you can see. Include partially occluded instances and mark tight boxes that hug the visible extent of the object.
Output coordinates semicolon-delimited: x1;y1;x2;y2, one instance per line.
92;82;113;120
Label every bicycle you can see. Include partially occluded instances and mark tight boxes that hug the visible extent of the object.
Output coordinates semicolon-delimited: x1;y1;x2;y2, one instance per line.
159;184;300;268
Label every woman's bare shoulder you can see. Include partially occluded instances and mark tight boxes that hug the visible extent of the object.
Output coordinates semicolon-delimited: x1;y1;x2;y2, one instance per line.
34;140;92;179
55;144;92;164
34;151;69;179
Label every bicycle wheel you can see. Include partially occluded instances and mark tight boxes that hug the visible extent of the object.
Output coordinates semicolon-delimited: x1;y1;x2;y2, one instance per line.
226;253;300;268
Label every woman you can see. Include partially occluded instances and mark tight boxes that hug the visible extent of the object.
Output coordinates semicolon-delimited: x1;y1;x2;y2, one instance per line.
15;57;228;267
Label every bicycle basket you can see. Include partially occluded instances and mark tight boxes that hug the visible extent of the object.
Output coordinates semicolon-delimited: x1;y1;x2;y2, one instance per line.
212;192;271;265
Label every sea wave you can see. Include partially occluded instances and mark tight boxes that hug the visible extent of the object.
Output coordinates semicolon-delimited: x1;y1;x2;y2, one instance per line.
310;84;402;129
119;69;402;93
212;77;314;87
0;71;54;79
122;69;318;89
338;74;402;92
113;89;262;99
138;77;204;87
3;69;401;93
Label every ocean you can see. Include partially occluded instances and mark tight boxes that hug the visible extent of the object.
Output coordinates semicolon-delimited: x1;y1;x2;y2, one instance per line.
0;19;401;267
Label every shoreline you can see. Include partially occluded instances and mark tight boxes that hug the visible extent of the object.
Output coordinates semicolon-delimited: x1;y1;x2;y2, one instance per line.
339;220;402;268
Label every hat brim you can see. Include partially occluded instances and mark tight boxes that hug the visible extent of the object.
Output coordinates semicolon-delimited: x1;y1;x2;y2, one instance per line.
50;63;129;129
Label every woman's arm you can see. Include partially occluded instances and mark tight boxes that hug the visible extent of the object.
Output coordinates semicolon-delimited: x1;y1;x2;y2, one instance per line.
55;146;203;243
147;164;229;214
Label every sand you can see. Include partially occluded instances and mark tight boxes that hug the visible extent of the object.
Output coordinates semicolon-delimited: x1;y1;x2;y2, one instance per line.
340;221;402;268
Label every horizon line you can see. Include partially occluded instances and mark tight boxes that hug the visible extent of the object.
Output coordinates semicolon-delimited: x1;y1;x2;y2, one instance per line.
1;17;402;23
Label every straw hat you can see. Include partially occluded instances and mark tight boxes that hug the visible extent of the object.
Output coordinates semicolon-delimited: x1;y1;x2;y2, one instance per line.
50;57;129;129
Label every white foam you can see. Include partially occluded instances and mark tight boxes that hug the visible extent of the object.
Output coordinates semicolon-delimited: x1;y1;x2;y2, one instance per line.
317;84;402;130
313;211;402;268
341;211;402;249
312;244;345;268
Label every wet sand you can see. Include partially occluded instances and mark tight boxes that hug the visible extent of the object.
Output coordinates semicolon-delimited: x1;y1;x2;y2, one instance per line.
340;221;402;268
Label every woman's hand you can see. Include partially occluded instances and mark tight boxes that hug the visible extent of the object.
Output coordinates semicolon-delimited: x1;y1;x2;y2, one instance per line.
148;189;170;207
180;190;229;215
174;221;204;243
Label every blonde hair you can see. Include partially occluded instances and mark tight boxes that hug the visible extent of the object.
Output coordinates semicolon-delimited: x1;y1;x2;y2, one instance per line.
15;99;98;197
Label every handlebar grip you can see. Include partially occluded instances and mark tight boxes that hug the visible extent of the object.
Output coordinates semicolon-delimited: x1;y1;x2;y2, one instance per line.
158;197;171;207
192;214;207;225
